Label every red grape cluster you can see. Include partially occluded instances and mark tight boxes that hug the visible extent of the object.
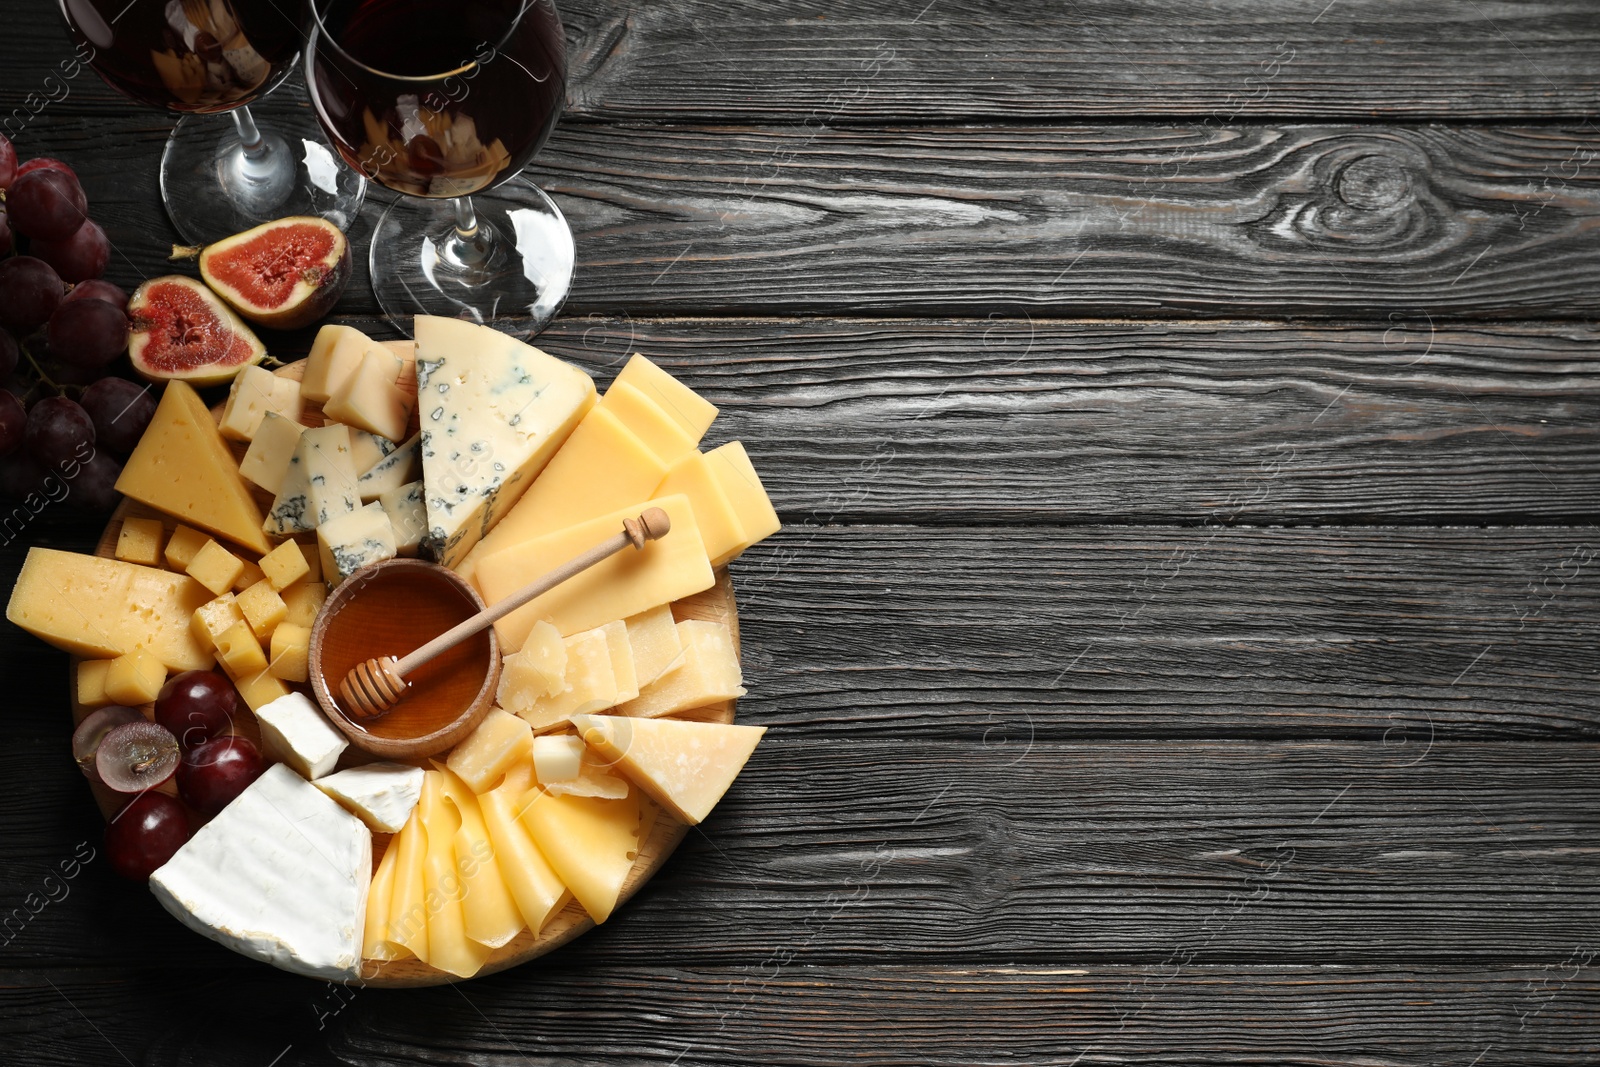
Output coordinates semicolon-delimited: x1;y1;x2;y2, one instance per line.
0;133;150;512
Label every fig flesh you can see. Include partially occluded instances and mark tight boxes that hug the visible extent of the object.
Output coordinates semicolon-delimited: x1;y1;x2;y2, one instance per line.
127;275;266;387
198;216;351;330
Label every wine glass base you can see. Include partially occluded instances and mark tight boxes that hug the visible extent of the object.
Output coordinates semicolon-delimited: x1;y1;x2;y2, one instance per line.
160;104;367;246
369;178;574;339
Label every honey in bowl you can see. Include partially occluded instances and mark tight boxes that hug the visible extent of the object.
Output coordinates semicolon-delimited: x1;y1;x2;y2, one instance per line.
309;559;499;757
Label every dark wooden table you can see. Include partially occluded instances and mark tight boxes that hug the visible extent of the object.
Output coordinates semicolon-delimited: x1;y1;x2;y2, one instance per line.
4;2;1599;1063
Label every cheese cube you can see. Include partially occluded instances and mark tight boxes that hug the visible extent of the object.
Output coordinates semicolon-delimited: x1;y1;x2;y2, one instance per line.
347;428;397;475
239;411;307;495
378;480;427;557
495;621;567;712
314;762;425;833
599;380;695;465
256;692;347;780
506;628;619;732
317;502;397;585
76;660;113;707
114;517;164;567
474;494;714;649
324;349;412;442
215;620;268;678
706;441;782;566
445;708;534;793
104;648;166;705
298;542;322;584
259;539;311;590
573;714;765;825
357;433;420;502
231;558;265;593
301;325;396;403
531;734;584;784
618;620;745;718
625;605;684;687
265;423;361;537
191;593;246;653
219;365;304;442
655;451;747;564
236;580;288;641
235;669;290;712
268;622;310;683
611;354;717;441
186;539;245;597
598;619;639;704
282;581;328;628
163;524;210;571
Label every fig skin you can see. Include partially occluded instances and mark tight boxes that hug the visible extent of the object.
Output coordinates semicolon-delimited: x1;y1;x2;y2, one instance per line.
127;275;267;387
197;217;351;331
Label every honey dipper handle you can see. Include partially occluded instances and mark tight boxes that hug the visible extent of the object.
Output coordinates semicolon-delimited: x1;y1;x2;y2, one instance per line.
395;507;671;677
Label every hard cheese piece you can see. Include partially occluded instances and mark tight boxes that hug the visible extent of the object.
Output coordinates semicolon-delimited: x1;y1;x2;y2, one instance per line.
347;428;397;476
413;315;596;568
7;548;213;671
239;412;307;495
114;517;164;567
599;619;639;704
255;692;348;780
265;424;360;537
438;767;524;948
385;806;430;963
478;762;567;934
520;785;643;924
574;714;766;825
191;593;245;653
219;365;303;442
531;734;584;784
599;380;696;466
186;539;244;597
706;441;783;566
302;325;398;403
268;622;310;683
654;451;747;568
235;669;290;712
104;648;166;705
162;524;210;571
150;763;372;981
625;605;684;687
503;628;618;732
494;621;566;707
544;754;629;799
215;620;268;677
258;539;310;590
455;405;667;581
231;558;265;594
618;620;745;719
474;494;713;650
76;660;112;707
446;708;533;793
317;501;398;585
315;762;425;833
418;770;491;977
116;381;272;554
611;354;717;442
324;348;412;442
358;433;420;502
282;581;327;629
236;580;286;640
378;480;427;557
362;833;406;962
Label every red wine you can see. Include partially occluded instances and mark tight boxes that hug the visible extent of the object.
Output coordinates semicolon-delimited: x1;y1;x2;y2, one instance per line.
59;0;301;113
308;0;565;198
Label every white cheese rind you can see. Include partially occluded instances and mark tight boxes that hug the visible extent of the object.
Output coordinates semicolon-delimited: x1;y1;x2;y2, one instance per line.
149;763;371;981
255;692;348;779
314;762;425;833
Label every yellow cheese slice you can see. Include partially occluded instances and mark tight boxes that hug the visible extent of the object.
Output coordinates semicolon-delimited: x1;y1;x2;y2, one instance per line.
705;441;783;567
7;548;213;671
362;832;411;962
386;805;430;964
438;766;525;949
418;771;491;978
654;451;747;563
598;380;696;466
618;620;746;719
445;707;534;793
478;762;569;934
474;494;714;650
573;714;765;825
115;380;272;554
611;354;717;441
520;784;643;924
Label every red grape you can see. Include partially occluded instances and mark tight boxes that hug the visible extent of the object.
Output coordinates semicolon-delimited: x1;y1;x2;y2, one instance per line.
153;670;238;750
0;330;17;383
96;720;181;793
0;257;64;333
62;279;128;312
0;208;11;258
68;449;121;511
15;157;72;180
47;297;126;369
24;395;94;470
79;377;154;455
177;735;263;818
8;168;87;242
71;706;145;778
0;392;24;456
33;219;109;283
0;136;15;189
105;792;191;880
0;454;47;499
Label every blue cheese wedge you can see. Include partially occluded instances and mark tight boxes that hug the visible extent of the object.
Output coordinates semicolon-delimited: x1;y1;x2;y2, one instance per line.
357;432;421;503
413;316;595;568
264;424;360;536
149;763;371;981
317;501;398;585
346;427;398;476
378;479;427;557
313;762;425;833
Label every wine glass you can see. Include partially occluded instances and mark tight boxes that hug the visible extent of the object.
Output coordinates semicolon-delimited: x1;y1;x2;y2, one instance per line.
304;0;572;336
58;0;365;245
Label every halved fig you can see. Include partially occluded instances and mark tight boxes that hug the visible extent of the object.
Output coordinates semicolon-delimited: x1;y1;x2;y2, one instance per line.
128;275;266;386
197;216;351;330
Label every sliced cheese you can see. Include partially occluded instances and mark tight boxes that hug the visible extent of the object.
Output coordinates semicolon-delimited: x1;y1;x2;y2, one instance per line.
265;423;360;537
611;354;717;442
115;380;271;553
654;450;747;568
219;365;303;442
362;832;409;961
494;621;566;707
438;766;524;948
574;714;765;825
478;762;567;934
385;806;430;963
599;380;696;465
706;441;783;566
520;784;643;924
599;619;639;704
446;707;533;794
255;692;348;780
149;763;371;981
418;770;491;977
315;762;425;833
413;316;596;568
618;620;745;719
625;605;684;687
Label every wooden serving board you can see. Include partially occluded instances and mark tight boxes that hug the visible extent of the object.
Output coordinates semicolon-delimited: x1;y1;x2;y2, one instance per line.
77;349;740;987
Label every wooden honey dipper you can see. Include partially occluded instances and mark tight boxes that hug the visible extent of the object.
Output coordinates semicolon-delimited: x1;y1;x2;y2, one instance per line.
339;507;671;720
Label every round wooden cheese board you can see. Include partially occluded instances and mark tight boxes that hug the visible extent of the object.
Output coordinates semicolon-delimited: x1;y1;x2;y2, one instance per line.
74;350;740;987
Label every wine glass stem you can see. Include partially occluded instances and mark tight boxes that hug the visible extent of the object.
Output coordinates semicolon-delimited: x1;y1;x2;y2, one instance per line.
232;106;268;162
450;196;492;268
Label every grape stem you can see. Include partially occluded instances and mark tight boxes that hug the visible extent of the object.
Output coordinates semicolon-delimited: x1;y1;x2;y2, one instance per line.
18;340;69;395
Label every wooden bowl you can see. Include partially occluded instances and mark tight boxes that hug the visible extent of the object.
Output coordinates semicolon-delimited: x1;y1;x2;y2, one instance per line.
308;558;500;760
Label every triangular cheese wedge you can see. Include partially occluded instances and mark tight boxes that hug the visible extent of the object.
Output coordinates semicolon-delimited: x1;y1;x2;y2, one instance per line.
519;785;642;923
115;380;272;553
573;714;765;825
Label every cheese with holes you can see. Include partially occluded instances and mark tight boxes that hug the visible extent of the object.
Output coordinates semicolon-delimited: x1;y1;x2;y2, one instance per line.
625;605;684;687
655;450;747;564
378;480;427;557
239;411;306;496
219;365;303;442
446;708;533;793
520;785;643;924
255;692;347;780
599;380;696;465
358;433;420;502
619;620;745;718
235;669;290;712
7;548;212;671
478;762;567;934
191;593;245;653
265;423;360;536
574;714;765;825
268;622;310;683
611;354;717;441
325;348;412;442
162;525;208;570
115;517;164;567
317;501;397;585
150;763;371;981
474;494;713;649
76;660;112;707
706;441;783;566
282;581;327;629
258;539;310;591
315;762;425;833
186;539;244;597
413;315;595;568
116;381;272;554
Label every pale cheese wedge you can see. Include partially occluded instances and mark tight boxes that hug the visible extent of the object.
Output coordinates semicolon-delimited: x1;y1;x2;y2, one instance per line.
315;762;425;833
574;714;765;825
